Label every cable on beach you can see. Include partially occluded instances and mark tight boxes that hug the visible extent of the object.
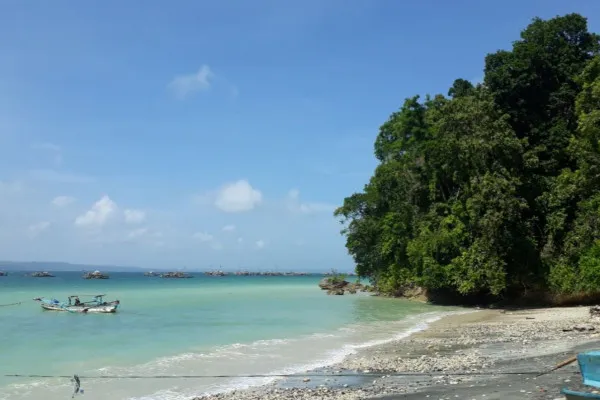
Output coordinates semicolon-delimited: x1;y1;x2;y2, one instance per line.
3;370;578;380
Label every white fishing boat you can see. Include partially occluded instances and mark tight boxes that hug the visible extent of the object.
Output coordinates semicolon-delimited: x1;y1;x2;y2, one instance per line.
34;294;120;313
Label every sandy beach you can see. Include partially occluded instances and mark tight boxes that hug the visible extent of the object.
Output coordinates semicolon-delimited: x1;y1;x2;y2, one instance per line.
193;306;600;400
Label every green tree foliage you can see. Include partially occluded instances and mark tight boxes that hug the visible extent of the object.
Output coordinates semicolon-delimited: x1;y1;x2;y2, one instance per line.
336;14;600;299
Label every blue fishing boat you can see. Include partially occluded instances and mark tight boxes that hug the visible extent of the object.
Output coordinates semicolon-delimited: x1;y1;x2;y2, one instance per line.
33;294;120;313
561;351;600;399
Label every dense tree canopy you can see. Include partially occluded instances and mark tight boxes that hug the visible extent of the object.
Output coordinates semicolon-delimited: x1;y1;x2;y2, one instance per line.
335;14;600;299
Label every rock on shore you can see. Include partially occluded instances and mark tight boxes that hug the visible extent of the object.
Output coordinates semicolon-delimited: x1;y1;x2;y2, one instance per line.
318;278;366;295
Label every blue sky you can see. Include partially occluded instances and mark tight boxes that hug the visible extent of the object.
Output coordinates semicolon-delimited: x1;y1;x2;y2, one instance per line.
0;0;598;271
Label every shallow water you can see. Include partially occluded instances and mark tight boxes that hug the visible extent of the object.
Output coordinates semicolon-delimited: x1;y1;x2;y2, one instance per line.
0;272;457;400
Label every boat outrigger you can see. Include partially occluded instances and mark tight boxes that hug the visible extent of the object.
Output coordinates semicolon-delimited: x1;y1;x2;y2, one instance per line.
33;294;120;313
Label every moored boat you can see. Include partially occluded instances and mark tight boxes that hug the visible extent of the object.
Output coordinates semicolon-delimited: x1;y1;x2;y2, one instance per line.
160;271;193;278
31;271;55;277
560;351;600;398
82;270;109;279
34;294;119;313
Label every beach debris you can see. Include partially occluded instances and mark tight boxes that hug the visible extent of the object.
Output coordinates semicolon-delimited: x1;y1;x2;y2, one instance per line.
590;306;600;318
302;378;310;383
574;325;595;332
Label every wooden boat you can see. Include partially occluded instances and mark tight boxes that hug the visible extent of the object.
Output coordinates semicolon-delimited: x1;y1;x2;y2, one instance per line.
160;271;193;278
561;351;600;398
82;270;109;279
31;271;55;277
562;388;600;399
34;294;120;313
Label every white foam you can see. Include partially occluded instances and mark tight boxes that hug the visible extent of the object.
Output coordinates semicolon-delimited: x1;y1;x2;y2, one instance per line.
2;309;477;400
132;309;477;400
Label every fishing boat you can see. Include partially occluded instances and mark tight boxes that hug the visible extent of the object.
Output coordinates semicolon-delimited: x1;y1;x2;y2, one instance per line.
31;271;55;277
33;294;120;313
82;270;109;279
561;351;600;398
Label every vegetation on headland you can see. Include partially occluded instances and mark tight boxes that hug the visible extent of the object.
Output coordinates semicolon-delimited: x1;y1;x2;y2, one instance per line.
335;13;600;303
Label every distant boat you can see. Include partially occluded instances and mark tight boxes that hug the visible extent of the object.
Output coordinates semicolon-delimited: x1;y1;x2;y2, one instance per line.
160;271;193;278
0;271;6;276
31;271;55;278
82;270;109;279
144;271;160;277
33;294;119;313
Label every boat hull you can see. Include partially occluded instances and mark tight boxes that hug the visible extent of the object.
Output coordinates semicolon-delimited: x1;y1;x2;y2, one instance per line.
562;388;600;399
40;303;118;313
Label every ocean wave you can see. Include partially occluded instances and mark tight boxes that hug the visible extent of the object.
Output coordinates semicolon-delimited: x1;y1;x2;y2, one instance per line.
130;309;476;400
1;309;477;400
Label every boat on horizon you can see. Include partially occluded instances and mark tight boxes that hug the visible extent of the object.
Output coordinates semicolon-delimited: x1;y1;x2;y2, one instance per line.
31;271;55;277
160;271;193;278
33;294;120;313
82;270;109;279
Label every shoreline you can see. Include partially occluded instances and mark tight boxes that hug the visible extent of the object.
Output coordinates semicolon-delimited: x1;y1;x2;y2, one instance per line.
193;306;600;400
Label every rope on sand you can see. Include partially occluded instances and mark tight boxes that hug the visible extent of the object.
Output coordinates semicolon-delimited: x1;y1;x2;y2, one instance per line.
3;370;577;380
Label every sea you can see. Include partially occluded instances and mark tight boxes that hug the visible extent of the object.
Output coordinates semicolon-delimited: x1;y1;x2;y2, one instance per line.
0;272;460;400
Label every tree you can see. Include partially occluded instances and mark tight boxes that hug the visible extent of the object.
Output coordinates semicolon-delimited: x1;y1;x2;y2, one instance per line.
336;14;600;301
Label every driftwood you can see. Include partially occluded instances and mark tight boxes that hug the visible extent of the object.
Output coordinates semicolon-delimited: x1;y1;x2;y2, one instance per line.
537;355;578;377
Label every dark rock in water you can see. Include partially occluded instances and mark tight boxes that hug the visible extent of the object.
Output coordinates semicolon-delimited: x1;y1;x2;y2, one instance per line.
319;278;347;290
320;278;365;296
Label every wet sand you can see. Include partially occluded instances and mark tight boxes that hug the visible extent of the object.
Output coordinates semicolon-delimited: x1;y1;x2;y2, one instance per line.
193;306;600;399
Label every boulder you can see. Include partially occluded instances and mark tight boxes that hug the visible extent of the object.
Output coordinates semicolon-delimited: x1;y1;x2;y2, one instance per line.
319;278;348;290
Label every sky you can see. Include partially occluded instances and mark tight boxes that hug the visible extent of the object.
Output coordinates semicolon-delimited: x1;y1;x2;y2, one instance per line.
0;0;598;271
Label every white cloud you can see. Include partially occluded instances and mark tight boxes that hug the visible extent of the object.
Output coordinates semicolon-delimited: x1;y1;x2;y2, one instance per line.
168;65;214;99
255;239;266;249
30;169;93;184
124;209;146;224
75;195;117;227
222;224;236;232
193;231;213;242
27;221;50;237
214;180;262;213
127;228;148;240
52;196;76;207
286;188;335;214
237;237;244;243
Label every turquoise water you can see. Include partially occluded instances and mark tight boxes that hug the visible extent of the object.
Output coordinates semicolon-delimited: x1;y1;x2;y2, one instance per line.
0;272;457;400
